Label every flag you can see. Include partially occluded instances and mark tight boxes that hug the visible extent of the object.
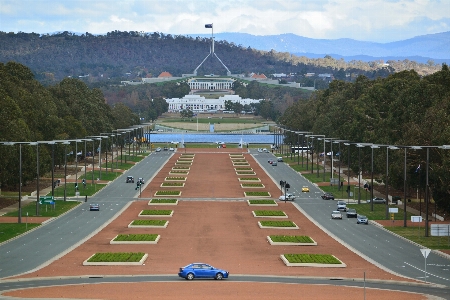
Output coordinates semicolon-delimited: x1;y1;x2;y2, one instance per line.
205;24;213;28
415;164;421;173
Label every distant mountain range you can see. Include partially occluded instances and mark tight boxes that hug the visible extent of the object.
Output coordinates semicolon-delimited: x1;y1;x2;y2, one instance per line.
187;31;450;64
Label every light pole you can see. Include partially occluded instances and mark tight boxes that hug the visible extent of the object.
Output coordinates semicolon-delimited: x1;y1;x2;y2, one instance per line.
344;142;352;202
333;140;348;192
356;143;366;204
305;135;324;175
62;141;71;201
370;144;380;212
296;131;312;167
385;146;399;219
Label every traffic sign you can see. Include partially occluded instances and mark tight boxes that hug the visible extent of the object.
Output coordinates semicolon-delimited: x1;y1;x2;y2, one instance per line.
39;196;54;204
420;248;431;258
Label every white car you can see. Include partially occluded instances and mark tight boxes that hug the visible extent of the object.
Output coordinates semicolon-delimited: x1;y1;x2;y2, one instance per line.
337;201;347;211
169;147;175;151
279;194;296;201
331;210;342;219
257;148;263;153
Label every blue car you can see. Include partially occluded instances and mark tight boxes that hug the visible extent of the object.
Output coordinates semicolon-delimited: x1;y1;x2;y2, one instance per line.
178;263;229;280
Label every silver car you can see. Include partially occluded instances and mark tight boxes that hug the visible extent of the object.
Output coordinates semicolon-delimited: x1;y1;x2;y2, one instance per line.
357;215;369;224
367;197;386;204
331;210;342;219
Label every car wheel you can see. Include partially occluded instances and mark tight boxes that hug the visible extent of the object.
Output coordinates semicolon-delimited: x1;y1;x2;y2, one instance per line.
215;273;223;280
186;273;195;280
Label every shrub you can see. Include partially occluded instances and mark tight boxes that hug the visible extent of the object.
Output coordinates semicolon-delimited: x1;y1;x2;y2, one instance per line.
114;234;158;241
241;183;264;187
245;191;270;196
131;220;167;226
239;177;259;181
260;220;296;227
270;235;314;243
162;182;184;186
87;252;145;262
254;210;286;216
249;200;276;204
150;199;177;203
155;190;181;195
283;254;341;264
140;210;173;215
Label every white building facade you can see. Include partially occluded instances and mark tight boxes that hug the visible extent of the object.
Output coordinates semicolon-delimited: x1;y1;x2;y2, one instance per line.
166;94;261;113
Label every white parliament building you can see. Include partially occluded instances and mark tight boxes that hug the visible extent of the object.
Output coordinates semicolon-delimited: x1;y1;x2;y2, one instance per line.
166;94;261;113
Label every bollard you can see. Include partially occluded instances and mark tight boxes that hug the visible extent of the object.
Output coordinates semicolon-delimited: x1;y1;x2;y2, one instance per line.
85;195;87;202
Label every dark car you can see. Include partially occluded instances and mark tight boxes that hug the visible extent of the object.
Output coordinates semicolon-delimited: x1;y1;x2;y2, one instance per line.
321;193;334;200
163;146;169;151
126;176;134;183
357;214;369;224
346;208;357;218
89;204;99;211
178;263;229;280
367;197;386;204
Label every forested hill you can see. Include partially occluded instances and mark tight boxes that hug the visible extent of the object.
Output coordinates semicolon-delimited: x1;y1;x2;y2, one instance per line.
0;31;440;84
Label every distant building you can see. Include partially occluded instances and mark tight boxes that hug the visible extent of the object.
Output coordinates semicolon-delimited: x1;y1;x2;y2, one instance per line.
187;77;235;92
166;94;261;113
158;71;173;78
272;73;287;78
251;73;267;80
305;73;315;77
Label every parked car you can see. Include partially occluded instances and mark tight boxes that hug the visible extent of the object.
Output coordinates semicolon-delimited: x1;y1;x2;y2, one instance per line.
321;193;334;200
302;186;310;192
331;210;342;219
126;176;134;183
89;203;99;211
156;147;161;152
367;197;386;204
357;214;369;224
178;263;229;280
337;201;347;211
346;208;357;218
279;193;296;201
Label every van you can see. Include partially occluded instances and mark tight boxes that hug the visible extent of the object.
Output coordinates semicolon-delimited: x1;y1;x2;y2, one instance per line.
277;157;283;162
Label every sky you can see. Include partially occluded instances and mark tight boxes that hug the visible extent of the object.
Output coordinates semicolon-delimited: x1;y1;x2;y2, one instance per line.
0;0;449;43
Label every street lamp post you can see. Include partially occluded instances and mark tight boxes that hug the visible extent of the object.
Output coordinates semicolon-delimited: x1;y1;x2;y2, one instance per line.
305;135;325;175
333;140;348;192
370;145;380;212
356;144;366;204
344;142;352;202
62;141;71;201
385;146;399;219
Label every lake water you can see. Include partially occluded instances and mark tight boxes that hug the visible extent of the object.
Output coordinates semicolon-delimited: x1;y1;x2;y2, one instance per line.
145;133;274;144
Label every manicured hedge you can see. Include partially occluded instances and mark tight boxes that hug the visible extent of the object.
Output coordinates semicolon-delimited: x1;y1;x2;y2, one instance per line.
162;182;184;186
114;234;158;241
165;177;186;180
237;171;256;175
87;252;145;262
245;191;270;196
173;166;190;169
150;199;178;203
241;183;264;187
260;220;296;227
249;200;277;204
283;254;341;264
235;167;252;170
170;170;188;174
131;220;167;226
270;235;314;243
140;210;173;215
239;177;259;181
155;190;181;195
254;210;286;216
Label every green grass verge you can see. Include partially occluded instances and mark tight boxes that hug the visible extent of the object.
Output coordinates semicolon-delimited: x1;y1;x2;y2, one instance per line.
87;252;145;262
155;191;181;196
150;199;178;203
235;167;252;170
346;203;414;220
131;220;167;226
248;200;276;205
254;210;286;216
140;210;173;215
270;235;315;243
284;254;341;264
385;227;450;250
237;171;256;175
3;200;81;217
260;220;296;227
173;166;190;170
239;177;259;181
113;234;158;242
165;177;186;180
245;191;270;196
51;183;106;197
0;223;41;243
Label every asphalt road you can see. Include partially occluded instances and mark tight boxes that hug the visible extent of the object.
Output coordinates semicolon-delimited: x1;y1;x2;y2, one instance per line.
252;150;450;287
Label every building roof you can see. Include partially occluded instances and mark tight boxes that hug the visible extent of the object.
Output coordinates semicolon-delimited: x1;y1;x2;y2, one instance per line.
158;71;173;78
251;73;267;79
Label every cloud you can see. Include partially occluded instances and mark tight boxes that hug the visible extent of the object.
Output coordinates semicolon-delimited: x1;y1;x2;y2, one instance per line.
0;0;449;42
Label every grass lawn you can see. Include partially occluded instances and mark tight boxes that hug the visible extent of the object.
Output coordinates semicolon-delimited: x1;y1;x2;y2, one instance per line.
385;226;450;250
113;234;158;242
248;200;277;205
79;170;121;181
87;252;145;262
0;223;41;243
50;183;107;197
3;200;81;217
283;254;341;264
346;203;414;221
270;235;314;243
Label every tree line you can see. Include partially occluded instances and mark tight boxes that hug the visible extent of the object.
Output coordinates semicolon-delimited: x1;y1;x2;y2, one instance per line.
278;65;450;214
